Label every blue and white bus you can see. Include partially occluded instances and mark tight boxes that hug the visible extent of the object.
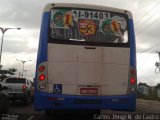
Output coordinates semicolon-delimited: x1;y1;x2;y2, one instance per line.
35;3;137;114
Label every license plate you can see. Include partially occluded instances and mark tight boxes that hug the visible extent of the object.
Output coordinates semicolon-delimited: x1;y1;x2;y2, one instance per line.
80;88;98;94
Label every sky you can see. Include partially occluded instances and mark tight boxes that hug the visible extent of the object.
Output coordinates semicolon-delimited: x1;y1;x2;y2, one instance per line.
0;0;160;86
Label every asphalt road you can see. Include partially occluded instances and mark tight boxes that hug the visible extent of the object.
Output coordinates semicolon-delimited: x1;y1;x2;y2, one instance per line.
2;99;160;120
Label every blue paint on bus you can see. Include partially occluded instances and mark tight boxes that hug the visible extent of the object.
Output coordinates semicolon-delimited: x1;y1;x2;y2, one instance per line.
129;19;136;67
34;12;49;91
36;12;49;65
35;91;136;111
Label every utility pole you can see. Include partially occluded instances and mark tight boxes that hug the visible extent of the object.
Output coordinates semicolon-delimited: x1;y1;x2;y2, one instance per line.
23;69;31;77
19;71;22;78
155;51;160;74
16;59;32;77
0;27;21;69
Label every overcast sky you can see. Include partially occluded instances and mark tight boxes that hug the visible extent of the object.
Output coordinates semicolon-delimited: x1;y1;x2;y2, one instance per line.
0;0;160;85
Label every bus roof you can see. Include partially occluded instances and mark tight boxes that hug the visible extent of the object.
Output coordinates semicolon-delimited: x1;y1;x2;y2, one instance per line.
43;3;133;19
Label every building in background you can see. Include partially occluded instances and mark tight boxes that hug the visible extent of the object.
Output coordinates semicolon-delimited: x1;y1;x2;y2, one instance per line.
137;83;149;96
138;83;160;99
155;84;160;98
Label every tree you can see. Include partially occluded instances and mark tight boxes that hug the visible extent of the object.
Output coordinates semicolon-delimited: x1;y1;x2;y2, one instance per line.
8;68;17;75
0;74;7;81
156;83;160;89
0;68;18;81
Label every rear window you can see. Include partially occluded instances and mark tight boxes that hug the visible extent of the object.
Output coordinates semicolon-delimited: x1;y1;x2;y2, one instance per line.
50;8;129;44
5;78;26;84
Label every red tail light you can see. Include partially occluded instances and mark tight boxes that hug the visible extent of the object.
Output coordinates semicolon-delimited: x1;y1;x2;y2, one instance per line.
131;69;136;75
37;62;47;91
39;65;45;72
130;77;136;85
22;85;26;92
128;68;137;93
39;74;45;81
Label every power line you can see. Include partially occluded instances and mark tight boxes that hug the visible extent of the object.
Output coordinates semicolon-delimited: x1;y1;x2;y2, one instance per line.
135;6;160;30
135;3;160;54
136;38;160;54
135;0;160;25
141;44;160;53
138;42;160;54
136;15;160;35
149;46;160;53
134;0;160;35
135;1;160;57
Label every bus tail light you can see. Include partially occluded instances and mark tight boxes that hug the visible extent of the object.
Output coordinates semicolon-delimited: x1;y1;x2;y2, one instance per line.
39;74;45;81
130;77;136;85
128;67;137;93
131;69;136;75
39;83;46;89
37;62;47;91
39;65;45;72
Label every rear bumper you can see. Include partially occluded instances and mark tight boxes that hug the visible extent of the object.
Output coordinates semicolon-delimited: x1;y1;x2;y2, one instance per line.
8;93;27;100
34;91;136;111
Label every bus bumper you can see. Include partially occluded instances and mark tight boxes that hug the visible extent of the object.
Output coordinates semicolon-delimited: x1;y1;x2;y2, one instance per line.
34;91;136;111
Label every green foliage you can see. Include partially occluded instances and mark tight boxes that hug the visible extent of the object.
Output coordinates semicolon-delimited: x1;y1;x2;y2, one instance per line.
0;68;17;81
0;74;7;81
156;84;160;89
8;68;17;75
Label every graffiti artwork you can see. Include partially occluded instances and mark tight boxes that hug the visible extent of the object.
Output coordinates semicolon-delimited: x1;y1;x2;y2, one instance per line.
50;9;128;43
78;19;97;36
51;10;76;28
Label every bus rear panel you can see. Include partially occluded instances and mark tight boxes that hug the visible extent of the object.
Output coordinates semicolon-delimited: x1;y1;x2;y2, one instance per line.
35;3;136;111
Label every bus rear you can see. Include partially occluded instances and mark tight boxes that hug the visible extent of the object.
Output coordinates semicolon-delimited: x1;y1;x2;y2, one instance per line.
35;3;136;112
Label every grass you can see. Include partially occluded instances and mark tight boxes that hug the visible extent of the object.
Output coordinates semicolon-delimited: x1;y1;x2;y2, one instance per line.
137;93;160;101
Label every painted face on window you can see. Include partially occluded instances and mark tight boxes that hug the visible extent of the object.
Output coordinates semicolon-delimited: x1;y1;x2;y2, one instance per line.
79;24;88;34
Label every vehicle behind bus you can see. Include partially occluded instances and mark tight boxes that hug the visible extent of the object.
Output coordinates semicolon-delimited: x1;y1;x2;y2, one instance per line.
35;3;136;114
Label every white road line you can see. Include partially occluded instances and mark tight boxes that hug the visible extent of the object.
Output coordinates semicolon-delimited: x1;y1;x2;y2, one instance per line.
27;116;34;120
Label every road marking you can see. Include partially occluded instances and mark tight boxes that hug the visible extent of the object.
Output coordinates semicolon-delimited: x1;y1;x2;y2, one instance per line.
27;116;34;120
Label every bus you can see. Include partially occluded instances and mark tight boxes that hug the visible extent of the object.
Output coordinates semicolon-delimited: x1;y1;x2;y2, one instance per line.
35;3;137;114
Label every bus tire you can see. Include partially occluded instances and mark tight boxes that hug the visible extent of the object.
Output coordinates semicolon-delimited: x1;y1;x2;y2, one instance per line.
24;94;31;105
45;110;52;116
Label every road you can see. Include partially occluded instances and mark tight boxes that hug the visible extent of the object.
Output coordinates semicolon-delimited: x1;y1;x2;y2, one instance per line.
2;99;160;120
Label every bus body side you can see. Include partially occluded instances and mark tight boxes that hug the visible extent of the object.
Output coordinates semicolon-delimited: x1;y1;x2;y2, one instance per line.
35;3;136;111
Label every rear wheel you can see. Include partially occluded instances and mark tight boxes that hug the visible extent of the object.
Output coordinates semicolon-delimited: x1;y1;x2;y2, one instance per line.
24;94;31;105
45;110;52;116
2;99;9;113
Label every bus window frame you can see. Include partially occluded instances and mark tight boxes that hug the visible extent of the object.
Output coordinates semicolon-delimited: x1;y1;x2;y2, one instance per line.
48;7;130;48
